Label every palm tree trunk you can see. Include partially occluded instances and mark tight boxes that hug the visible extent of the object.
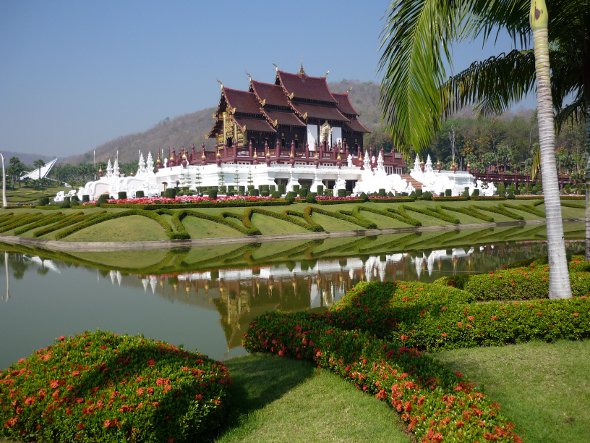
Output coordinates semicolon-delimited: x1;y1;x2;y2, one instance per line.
585;106;590;259
531;0;572;299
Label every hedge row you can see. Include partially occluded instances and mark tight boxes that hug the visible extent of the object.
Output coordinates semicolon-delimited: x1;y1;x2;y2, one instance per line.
561;201;585;209
32;212;98;238
315;198;365;205
54;210;174;240
100;200;288;210
502;203;545;217
0;331;231;442
244;311;520;442
12;213;65;236
473;204;525;221
401;205;460;225
358;206;422;227
286;208;324;232
250;207;324;232
311;207;377;229
387;206;423;227
457;267;590;301
0;213;45;234
440;205;494;223
184;211;259;236
368;196;416;203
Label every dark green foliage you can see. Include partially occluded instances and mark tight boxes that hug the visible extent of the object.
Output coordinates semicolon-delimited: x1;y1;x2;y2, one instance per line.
164;188;177;199
82;195;90;202
337;189;347;197
474;204;525;220
284;194;295;204
316;185;324;195
462;187;470;199
118;191;127;200
208;189;218;200
311;206;377;229
503;203;545;217
422;191;433;200
96;194;110;205
251;208;324;232
0;331;231;442
278;184;286;195
359;192;369;202
496;183;505;198
38;196;50;206
218;185;227;195
305;192;316;203
135;190;145;198
298;187;308;198
471;189;480;197
12;212;64;236
292;185;300;192
445;189;452;197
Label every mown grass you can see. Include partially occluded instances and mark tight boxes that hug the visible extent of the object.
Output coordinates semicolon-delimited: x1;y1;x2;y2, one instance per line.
216;354;410;443
0;199;583;242
433;340;590;443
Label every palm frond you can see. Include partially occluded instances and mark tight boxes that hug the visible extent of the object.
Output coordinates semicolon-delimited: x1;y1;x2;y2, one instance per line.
442;49;535;116
555;94;585;130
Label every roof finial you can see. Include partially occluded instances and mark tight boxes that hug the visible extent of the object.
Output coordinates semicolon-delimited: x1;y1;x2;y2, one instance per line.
324;69;330;78
246;71;252;82
346;86;353;94
217;79;223;90
299;63;305;76
272;63;279;72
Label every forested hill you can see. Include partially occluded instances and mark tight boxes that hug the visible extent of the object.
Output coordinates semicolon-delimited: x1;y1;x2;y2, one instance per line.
67;80;383;164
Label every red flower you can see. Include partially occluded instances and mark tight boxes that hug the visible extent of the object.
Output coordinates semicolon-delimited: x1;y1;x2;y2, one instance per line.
50;380;60;389
147;358;156;367
4;417;18;428
24;396;35;405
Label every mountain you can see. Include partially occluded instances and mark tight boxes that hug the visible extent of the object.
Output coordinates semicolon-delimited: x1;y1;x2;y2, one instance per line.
0;151;54;167
66;80;383;164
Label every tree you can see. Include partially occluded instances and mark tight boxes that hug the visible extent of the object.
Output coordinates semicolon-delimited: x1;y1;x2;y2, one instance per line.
379;0;586;298
33;159;45;187
6;157;26;189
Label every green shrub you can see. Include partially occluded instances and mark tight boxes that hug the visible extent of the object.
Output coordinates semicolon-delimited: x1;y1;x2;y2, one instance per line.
271;191;281;198
0;331;231;442
462;187;470;199
316;185;324;195
278;184;286;195
298;187;308;198
415;189;423;199
117;191;127;200
444;189;452;197
60;197;71;209
378;188;386;197
305;192;317;203
82;195;90;202
337;189;346;197
164;188;177;199
422;191;432;200
359;192;368;202
38;196;50;206
97;194;110;205
208;189;218;200
285;194;295;204
292;185;300;193
218;185;227;195
471;189;480;197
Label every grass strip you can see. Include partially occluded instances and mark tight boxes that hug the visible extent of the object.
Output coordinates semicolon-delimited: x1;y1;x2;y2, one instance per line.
440;205;494;223
401;205;460;224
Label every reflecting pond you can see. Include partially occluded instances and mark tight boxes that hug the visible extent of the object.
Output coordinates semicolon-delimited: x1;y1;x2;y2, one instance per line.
0;222;584;369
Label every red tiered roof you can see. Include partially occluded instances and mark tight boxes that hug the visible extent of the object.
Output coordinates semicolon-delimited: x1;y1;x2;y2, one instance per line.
345;119;370;133
333;92;359;116
222;88;262;115
276;70;337;103
290;102;349;122
250;80;291;108
262;109;306;127
233;116;276;133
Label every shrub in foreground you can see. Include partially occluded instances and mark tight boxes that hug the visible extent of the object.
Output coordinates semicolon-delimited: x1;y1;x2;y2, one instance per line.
0;331;231;442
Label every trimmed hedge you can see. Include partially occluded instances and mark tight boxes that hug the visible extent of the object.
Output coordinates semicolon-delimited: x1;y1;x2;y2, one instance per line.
401;205;460;224
311;207;378;229
358;206;421;227
502;203;545;217
250;208;324;232
0;331;231;442
12;213;65;236
473;204;525;221
440;205;494;223
0;213;45;234
387;206;422;227
32;212;98;238
244;311;521;442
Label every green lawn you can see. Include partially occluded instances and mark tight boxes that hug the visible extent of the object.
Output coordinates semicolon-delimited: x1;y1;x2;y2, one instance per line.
433;340;590;443
214;340;590;443
216;354;410;442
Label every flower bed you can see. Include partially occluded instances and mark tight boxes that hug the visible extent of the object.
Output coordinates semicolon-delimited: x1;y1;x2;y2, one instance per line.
244;312;521;442
85;195;288;209
0;331;231;442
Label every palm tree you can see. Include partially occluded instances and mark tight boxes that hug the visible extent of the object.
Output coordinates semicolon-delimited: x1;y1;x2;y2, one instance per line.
379;0;587;298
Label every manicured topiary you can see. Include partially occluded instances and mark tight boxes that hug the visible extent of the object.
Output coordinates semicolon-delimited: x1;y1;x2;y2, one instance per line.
96;194;110;206
82;195;90;203
0;330;231;442
38;196;50;206
117;191;127;200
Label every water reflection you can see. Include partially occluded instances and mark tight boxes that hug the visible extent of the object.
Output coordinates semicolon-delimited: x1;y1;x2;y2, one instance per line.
0;224;584;367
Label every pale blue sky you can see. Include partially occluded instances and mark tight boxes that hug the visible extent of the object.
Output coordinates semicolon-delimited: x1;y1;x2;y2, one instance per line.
0;0;529;157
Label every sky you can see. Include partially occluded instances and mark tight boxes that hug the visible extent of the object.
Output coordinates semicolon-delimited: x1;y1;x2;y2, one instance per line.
0;0;531;158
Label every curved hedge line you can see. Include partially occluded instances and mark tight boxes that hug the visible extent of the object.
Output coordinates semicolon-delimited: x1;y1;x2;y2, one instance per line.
440;205;494;223
502;203;545;217
33;212;104;238
0;331;231;442
12;213;65;236
54;210;174;240
285;209;325;232
311;207;378;229
387;206;423;227
401;205;460;225
0;213;44;234
250;208;324;232
244;312;520;442
184;210;258;236
473;204;525;221
358;206;421;227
